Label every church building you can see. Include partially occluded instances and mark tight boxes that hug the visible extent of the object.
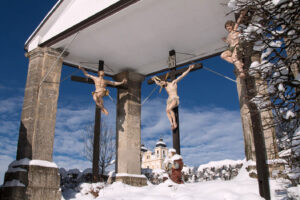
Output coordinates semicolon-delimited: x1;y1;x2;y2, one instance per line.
141;139;169;170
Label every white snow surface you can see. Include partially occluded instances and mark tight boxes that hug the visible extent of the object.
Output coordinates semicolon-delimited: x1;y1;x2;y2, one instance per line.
156;141;166;146
168;148;176;153
278;149;291;157
198;159;244;172
267;159;287;164
171;154;182;162
116;173;146;178
9;158;58;168
287;185;300;199
278;83;285;92
272;0;288;5
285;110;295;119
61;159;300;200
3;179;25;187
61;160;297;200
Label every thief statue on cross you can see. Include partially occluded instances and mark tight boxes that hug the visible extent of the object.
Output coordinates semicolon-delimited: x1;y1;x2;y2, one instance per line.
151;64;194;130
78;64;127;115
221;9;248;78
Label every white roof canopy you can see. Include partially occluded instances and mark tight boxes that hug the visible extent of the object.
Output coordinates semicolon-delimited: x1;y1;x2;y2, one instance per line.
26;0;234;76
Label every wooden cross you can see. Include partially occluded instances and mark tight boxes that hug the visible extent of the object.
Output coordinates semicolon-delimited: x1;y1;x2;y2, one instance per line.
71;60;125;182
148;50;203;155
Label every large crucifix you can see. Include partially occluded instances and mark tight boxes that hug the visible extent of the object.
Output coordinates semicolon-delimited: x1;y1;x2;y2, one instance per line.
148;50;202;155
71;60;126;182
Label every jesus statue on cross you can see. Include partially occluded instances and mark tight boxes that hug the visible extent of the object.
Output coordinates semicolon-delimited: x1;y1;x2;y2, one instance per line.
151;64;194;130
78;65;127;115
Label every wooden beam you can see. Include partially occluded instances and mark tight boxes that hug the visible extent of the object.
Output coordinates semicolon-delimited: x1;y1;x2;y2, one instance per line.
147;63;202;84
146;51;222;77
63;61;113;77
92;106;101;182
71;75;127;89
71;76;94;84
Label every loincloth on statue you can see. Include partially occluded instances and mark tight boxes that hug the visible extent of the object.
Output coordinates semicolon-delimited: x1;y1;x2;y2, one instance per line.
92;89;109;96
228;44;243;54
228;44;239;53
167;96;179;106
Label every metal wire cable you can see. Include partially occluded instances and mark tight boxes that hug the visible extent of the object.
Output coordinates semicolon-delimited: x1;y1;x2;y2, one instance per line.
39;31;80;88
60;69;81;82
202;66;237;83
142;85;159;105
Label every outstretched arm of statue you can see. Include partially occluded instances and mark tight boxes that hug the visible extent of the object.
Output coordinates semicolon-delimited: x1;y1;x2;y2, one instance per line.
234;9;247;31
152;76;164;86
174;64;195;83
78;65;96;80
106;79;127;86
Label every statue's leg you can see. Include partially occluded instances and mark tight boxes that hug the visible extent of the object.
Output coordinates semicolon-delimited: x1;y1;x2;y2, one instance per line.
232;48;245;78
167;100;178;130
98;96;109;115
221;50;234;63
93;94;108;115
166;106;174;129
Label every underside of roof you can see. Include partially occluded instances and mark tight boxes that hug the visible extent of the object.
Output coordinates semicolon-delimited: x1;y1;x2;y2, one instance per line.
26;0;234;76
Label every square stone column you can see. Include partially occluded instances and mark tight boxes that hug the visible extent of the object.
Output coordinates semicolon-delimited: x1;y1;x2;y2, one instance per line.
236;70;278;161
0;47;64;200
236;76;256;160
114;71;147;186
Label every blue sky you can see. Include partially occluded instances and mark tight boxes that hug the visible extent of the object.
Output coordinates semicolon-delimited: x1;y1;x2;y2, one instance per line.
0;1;245;182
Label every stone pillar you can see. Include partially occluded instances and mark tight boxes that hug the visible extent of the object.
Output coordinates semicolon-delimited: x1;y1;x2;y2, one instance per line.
236;76;256;160
255;78;278;160
0;47;64;200
114;71;147;186
236;49;278;161
237;75;278;161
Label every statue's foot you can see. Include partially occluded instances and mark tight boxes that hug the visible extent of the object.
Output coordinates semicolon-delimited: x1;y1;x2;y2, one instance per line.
172;123;177;130
239;71;246;78
103;109;109;115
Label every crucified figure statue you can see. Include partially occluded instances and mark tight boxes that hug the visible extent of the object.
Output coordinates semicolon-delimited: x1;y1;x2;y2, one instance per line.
78;66;127;115
221;10;247;78
152;64;194;130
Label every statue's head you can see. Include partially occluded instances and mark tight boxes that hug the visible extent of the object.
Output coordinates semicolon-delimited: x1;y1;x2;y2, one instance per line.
160;80;168;87
98;70;105;77
225;20;235;32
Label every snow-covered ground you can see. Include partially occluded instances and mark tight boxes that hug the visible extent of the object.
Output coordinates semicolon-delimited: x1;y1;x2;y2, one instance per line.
61;161;299;200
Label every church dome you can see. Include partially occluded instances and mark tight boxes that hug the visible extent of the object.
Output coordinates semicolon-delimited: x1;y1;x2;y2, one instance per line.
155;138;166;147
141;144;148;152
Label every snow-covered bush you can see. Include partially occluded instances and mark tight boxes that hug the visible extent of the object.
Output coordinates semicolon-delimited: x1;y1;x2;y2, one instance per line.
59;168;108;193
197;160;244;182
141;168;168;185
182;166;197;183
